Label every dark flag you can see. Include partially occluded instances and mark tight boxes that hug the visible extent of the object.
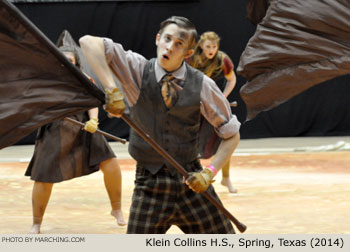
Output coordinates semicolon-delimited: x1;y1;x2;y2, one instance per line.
246;0;269;26
0;0;105;149
238;0;350;121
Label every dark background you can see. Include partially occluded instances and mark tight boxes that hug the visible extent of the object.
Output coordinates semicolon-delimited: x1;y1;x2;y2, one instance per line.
12;0;350;144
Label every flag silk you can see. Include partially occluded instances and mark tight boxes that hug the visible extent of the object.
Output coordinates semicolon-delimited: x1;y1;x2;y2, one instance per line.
237;0;350;121
56;29;106;92
0;0;105;149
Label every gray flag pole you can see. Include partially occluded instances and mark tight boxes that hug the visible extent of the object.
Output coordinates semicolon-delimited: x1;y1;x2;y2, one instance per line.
64;117;127;144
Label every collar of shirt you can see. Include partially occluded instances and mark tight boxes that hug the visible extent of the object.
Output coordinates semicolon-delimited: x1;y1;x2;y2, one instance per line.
155;60;187;83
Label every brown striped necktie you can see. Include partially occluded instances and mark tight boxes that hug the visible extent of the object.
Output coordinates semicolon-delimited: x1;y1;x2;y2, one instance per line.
161;74;178;108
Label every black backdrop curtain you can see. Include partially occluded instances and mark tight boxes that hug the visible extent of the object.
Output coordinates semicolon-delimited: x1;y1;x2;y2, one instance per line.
11;0;350;144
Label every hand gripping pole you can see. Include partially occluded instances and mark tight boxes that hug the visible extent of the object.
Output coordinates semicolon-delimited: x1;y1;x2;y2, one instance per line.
64;117;127;144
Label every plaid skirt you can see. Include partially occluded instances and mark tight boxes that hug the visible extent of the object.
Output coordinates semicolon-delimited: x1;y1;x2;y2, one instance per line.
127;164;235;234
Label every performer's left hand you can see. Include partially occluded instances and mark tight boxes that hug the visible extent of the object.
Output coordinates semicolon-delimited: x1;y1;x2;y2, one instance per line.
84;118;99;133
185;168;215;193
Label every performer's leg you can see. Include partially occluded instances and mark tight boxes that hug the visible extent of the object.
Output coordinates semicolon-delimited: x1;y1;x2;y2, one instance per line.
221;159;237;193
176;184;235;234
99;158;126;226
29;182;53;234
127;166;173;234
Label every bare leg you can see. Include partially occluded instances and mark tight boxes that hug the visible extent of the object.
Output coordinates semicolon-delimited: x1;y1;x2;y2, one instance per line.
29;182;54;234
220;159;237;193
99;158;126;226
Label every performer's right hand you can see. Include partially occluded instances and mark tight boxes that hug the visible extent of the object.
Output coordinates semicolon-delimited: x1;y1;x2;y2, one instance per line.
105;87;125;117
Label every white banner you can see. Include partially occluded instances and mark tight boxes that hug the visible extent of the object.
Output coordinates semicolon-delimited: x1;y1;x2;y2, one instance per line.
9;0;189;3
0;234;349;252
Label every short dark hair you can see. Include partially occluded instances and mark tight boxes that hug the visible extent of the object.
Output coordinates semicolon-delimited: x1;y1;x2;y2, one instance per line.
159;16;198;49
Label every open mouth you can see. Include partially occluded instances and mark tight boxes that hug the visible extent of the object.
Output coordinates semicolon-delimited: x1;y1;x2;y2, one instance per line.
162;54;169;60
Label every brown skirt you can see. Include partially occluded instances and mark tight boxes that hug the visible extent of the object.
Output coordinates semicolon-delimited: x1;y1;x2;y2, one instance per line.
25;112;115;183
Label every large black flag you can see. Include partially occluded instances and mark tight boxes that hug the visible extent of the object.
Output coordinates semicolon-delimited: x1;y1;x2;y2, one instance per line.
0;0;105;149
238;0;350;121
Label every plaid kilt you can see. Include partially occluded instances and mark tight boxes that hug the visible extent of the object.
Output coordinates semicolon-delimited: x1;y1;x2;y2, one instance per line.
127;163;235;234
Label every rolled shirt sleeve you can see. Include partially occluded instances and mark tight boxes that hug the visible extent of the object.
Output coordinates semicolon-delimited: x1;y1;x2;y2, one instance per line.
103;38;147;107
200;75;241;139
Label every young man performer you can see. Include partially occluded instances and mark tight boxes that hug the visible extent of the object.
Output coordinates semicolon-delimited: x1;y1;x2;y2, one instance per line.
80;16;240;233
25;46;126;234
